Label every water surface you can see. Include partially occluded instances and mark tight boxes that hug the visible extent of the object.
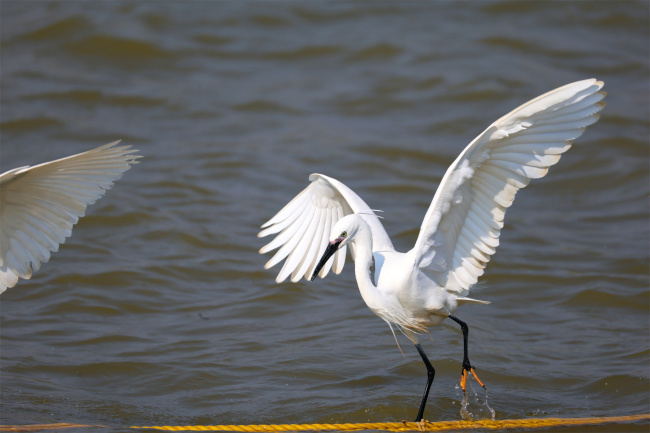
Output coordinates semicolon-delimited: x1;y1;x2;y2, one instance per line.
1;2;648;432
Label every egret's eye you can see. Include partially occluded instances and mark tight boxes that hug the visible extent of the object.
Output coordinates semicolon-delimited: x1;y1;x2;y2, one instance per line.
341;231;347;238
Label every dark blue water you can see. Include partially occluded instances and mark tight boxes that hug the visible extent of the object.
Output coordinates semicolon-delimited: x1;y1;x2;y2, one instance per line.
1;2;648;432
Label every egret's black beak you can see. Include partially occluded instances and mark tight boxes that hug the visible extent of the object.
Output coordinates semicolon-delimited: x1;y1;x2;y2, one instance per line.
310;238;342;281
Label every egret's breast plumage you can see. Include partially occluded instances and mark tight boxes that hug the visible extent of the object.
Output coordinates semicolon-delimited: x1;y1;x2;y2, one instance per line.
371;249;456;333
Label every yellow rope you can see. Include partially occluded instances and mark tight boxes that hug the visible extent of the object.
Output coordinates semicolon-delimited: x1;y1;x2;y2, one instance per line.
2;414;648;432
131;414;650;431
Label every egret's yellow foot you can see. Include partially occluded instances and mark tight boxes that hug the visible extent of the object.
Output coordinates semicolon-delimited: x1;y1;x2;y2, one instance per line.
460;367;485;392
470;367;485;389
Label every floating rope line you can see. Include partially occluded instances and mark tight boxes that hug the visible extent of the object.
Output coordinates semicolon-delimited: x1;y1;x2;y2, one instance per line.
131;414;650;431
2;414;648;432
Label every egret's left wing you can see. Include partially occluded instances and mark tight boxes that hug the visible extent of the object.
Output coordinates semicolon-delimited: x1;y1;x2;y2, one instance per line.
259;173;393;283
0;141;140;292
411;79;605;297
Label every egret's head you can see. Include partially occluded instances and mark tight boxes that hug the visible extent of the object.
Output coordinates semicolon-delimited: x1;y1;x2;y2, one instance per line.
310;215;363;281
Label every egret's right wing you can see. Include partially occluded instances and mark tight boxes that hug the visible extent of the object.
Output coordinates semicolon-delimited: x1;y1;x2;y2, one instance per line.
259;173;392;283
411;79;605;297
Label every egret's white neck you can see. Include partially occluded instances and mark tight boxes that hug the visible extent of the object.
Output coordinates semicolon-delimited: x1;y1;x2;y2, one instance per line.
350;223;381;311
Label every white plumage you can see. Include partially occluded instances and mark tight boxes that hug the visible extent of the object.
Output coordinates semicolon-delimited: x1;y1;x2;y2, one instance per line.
0;141;140;293
259;79;605;421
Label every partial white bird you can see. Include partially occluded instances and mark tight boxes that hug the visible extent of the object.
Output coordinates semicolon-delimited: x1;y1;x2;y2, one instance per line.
259;79;605;421
0;141;140;293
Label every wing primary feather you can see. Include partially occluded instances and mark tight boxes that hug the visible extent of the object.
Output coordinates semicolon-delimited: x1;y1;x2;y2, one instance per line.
475;238;496;256
466;207;499;239
260;188;310;230
260;194;314;253
7;235;37;278
463;212;499;248
456;231;490;262
481;161;530;187
451;259;477;287
508;129;586;143
486;159;549;180
458;254;484;278
10;213;59;252
259;191;310;236
470;188;506;225
490;142;572;156
492;152;562;168
533;104;604;125
266;205;316;275
291;207;326;282
282;209;321;283
305;210;329;280
523;116;600;133
475;167;527;190
533;91;605;121
472;176;512;209
11;226;51;265
288;207;327;282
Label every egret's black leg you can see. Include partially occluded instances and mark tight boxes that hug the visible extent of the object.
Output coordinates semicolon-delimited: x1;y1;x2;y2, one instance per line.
414;343;435;422
448;315;485;392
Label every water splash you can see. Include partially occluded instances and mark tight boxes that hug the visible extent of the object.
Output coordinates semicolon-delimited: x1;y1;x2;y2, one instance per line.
458;382;495;421
484;389;496;420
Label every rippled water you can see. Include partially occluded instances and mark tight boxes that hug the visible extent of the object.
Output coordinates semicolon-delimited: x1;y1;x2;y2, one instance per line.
1;2;648;432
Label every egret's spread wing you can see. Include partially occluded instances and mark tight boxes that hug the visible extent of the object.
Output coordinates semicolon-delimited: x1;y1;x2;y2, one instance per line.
412;79;605;296
0;141;141;293
259;173;392;283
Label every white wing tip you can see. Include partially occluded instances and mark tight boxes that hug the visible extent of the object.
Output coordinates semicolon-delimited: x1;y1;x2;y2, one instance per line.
577;78;603;89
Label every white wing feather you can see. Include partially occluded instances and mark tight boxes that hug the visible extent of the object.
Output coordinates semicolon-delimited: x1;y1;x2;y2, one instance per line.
259;173;393;283
411;79;606;296
0;141;141;293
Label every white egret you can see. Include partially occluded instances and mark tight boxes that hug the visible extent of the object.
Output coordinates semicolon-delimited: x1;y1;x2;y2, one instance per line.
0;141;140;293
259;79;605;421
